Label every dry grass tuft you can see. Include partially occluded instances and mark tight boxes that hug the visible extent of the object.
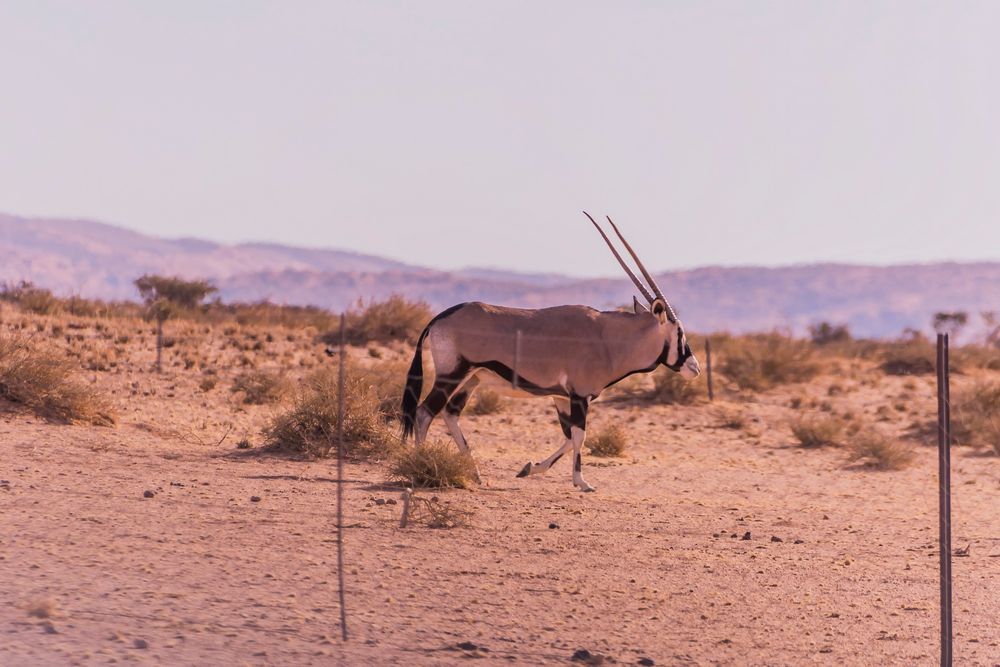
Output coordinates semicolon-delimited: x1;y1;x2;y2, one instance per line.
404;493;474;529
390;441;478;489
650;368;706;404
879;340;935;376
790;413;846;448
950;381;1000;455
231;370;291;405
333;295;433;346
845;430;914;470
467;388;505;415
587;424;628;457
719;333;821;391
716;405;749;430
23;598;58;619
262;365;395;458
0;333;116;425
357;359;408;419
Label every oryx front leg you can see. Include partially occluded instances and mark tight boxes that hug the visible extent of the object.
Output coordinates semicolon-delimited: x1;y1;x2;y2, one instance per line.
568;396;595;492
516;397;573;479
442;376;482;484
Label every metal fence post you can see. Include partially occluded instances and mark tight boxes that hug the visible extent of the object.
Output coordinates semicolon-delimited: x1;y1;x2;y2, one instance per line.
705;338;714;401
336;314;349;642
936;332;952;666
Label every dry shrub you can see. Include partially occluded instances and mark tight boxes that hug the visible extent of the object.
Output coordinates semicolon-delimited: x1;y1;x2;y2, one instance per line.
390;440;478;489
790;413;846;448
719;333;820;391
951;345;1000;373
0;281;61;315
262;365;395;458
0;333;116;425
587;424;628;457
467;388;505;415
357;359;408;419
335;295;433;346
650;368;705;404
231;370;291;405
879;339;935;376
845;431;914;470
716;405;748;430
404;493;473;529
950;381;1000;454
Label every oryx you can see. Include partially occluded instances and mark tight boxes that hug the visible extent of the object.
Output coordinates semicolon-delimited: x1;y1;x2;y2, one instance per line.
400;212;700;491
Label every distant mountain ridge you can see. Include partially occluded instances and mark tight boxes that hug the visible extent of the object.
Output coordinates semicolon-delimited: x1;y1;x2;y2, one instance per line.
2;212;999;338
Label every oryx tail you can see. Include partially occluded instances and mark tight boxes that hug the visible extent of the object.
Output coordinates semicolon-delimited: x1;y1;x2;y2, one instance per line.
401;325;428;441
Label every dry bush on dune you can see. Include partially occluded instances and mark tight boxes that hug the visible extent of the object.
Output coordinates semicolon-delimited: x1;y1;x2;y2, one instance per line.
650;368;706;405
0;333;116;425
357;359;408;419
878;339;935;376
950;381;1000;455
466;388;505;415
587;424;628;457
231;370;291;405
263;365;395;458
789;413;847;448
331;295;432;346
390;440;478;489
719;333;821;391
845;430;914;470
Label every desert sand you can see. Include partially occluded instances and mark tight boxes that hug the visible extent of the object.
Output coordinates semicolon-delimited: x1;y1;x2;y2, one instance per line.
2;314;999;666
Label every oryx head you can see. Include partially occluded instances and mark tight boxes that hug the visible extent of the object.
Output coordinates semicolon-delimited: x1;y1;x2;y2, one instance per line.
585;212;701;379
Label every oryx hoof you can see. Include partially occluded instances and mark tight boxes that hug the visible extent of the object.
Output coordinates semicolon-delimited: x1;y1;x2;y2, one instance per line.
516;462;532;478
576;483;597;493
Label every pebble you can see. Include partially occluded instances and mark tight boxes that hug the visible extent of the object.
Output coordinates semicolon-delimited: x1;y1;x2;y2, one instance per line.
549;523;560;529
133;638;149;649
143;490;155;498
771;536;783;543
250;496;261;503
741;531;752;541
638;659;655;666
375;498;386;506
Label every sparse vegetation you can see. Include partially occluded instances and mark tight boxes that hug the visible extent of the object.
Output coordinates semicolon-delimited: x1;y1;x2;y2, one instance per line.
650;368;706;404
334;295;433;346
587;424;628;457
845;430;914;470
879;339;935;376
719;333;821;391
390;440;478;489
950;381;1000;455
809;321;851;346
467;388;505;415
231;370;291;405
790;413;846;448
0;332;116;425
262;365;395;458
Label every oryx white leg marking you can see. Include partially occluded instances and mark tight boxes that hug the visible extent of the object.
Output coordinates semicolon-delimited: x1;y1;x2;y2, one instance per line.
570;426;595;492
442;375;482;483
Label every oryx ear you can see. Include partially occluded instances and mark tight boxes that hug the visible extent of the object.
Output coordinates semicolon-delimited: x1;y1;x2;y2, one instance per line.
651;298;669;324
633;296;649;315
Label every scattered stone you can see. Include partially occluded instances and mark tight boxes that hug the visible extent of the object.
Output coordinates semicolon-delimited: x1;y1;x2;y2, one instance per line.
741;531;751;541
770;536;783;543
793;539;805;544
375;498;387;506
386;498;397;505
549;523;560;529
638;658;655;666
42;622;58;634
143;490;155;499
571;648;607;664
456;641;488;652
134;638;149;649
250;496;262;503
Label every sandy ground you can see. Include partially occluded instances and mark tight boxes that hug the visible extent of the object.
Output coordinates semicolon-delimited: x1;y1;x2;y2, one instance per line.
2;316;1000;666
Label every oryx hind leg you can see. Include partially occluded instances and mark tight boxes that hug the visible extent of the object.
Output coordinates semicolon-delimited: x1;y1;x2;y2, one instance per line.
414;362;471;445
516;397;573;479
568;396;595;492
441;374;483;483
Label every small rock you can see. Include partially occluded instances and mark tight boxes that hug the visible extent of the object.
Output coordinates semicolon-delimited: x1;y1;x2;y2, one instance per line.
133;638;149;649
771;536;783;543
572;649;593;662
549;523;560;529
741;531;751;541
386;498;397;505
42;622;58;634
793;539;805;544
143;490;155;498
375;498;387;506
250;496;261;503
456;641;481;651
638;659;655;666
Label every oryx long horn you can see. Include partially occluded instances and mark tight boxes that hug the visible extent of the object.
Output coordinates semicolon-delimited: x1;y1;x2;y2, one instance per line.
583;211;654;304
605;216;677;321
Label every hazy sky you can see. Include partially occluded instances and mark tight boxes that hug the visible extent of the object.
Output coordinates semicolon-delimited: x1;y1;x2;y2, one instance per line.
2;2;998;276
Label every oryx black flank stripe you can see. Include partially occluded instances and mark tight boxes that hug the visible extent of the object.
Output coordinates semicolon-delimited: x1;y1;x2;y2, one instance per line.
470;359;567;398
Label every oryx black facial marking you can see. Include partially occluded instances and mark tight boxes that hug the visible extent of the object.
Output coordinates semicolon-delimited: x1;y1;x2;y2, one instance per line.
399;212;700;493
